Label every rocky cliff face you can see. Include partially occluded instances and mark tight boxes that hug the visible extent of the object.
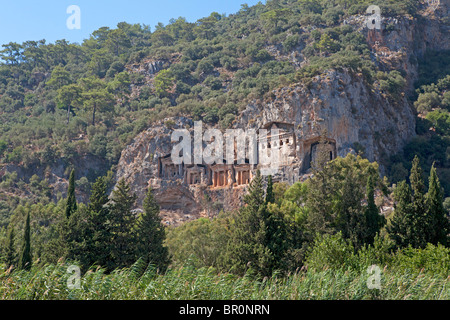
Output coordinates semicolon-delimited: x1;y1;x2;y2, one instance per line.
115;117;250;225
237;68;415;173
114;67;415;225
114;2;450;224
1;154;105;204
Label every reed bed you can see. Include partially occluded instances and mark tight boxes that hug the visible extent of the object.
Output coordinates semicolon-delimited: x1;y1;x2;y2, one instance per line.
1;261;448;300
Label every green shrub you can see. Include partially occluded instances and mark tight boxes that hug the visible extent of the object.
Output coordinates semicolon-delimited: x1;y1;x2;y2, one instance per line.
378;71;406;99
7;147;23;164
414;92;441;113
0;140;7;158
392;243;450;277
426;110;450;135
305;232;356;271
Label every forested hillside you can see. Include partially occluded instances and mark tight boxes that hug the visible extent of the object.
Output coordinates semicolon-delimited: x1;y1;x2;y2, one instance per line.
0;0;449;300
0;0;431;196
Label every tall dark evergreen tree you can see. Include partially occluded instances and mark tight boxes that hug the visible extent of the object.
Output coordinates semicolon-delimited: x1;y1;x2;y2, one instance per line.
19;212;32;270
387;157;446;249
224;170;290;276
409;155;428;248
387;180;414;248
108;179;137;270
364;175;386;244
306;154;383;249
426;164;449;246
262;175;288;272
88;175;110;214
224;170;272;276
66;175;112;271
5;226;16;269
336;169;366;249
135;187;170;272
265;175;275;205
244;169;266;214
88;176;113;268
65;169;77;219
305;161;334;236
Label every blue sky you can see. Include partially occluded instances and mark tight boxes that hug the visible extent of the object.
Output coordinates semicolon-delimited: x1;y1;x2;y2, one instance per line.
0;0;263;46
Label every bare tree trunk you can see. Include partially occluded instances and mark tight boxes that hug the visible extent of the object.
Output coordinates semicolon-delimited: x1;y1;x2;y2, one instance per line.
92;103;96;126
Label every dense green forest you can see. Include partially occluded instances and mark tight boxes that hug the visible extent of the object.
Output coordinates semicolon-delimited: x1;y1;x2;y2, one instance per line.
1;152;449;299
0;0;449;299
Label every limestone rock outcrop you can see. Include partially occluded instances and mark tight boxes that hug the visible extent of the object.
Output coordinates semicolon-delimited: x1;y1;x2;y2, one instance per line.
236;68;415;175
114;2;450;225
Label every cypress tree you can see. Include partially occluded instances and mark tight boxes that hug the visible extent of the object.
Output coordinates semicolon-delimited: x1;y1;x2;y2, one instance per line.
265;175;275;205
225;170;289;276
364;175;386;244
426;164;449;246
387;180;414;248
65;169;77;219
136;187;170;272
244;169;265;214
389;156;437;249
5;226;16;269
409;155;428;248
19;212;32;271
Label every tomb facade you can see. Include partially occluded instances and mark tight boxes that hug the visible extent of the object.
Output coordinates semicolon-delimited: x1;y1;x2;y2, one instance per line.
157;121;338;188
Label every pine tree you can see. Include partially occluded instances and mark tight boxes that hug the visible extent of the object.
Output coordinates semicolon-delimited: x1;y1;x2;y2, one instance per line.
88;176;113;268
66;175;112;271
337;169;366;249
19;212;32;270
263;175;288;272
306;157;335;237
108;179;137;270
135;187;170;272
224;170;273;276
65;169;77;219
426;164;449;246
5;226;16;269
243;169;265;214
88;175;109;213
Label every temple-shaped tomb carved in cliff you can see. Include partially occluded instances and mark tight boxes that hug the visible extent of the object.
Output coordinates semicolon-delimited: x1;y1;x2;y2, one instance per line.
158;154;184;179
185;164;207;185
234;163;252;186
209;163;234;188
157;121;338;188
209;162;252;188
301;136;337;172
258;121;297;168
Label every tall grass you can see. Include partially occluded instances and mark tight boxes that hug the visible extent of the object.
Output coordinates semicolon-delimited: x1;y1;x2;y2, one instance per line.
1;261;448;300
